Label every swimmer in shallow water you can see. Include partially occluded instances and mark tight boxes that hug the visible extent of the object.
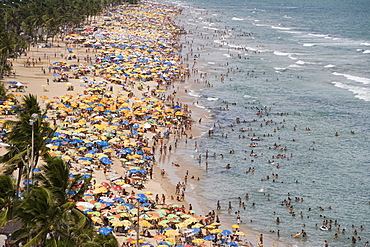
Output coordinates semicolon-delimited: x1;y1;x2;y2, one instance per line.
226;164;231;169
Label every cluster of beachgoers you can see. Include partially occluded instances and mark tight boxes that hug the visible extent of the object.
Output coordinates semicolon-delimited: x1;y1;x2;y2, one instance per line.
0;2;260;247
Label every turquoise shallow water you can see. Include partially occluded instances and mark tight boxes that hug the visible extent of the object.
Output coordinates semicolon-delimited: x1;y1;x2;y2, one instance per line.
155;0;370;246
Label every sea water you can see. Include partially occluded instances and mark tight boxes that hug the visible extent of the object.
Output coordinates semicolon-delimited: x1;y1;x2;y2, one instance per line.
155;0;370;246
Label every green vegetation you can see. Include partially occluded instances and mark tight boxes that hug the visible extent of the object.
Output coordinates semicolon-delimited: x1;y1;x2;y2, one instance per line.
0;0;140;78
0;95;119;246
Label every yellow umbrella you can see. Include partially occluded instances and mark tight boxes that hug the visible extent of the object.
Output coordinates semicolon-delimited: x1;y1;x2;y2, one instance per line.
165;238;176;243
192;223;204;228
139;220;153;227
164;229;180;236
121;220;132;226
232;224;240;229
235;231;246;236
192;239;206;244
210;229;223;234
112;221;124;227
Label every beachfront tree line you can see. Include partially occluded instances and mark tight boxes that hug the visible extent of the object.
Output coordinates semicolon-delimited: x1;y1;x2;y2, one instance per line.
0;93;119;246
0;0;140;78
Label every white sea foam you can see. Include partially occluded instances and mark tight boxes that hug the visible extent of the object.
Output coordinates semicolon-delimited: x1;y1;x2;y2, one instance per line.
188;89;201;97
308;33;329;38
254;23;269;27
273;51;290;56
288;64;302;68
223;54;231;58
203;26;219;31
271;26;291;30
274;67;286;70
331;81;370;101
207;62;216;64
207;97;218;101
363;50;370;54
296;60;316;65
360;42;370;46
324;64;336;68
232;17;244;21
303;43;315;47
194;103;206;109
333;72;370;84
243;94;257;99
273;51;297;60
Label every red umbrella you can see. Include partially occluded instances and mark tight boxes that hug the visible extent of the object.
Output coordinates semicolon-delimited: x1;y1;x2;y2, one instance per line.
154;235;166;240
101;182;110;188
112;185;122;191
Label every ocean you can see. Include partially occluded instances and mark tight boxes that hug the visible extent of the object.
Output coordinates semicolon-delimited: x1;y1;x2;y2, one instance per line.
154;0;370;246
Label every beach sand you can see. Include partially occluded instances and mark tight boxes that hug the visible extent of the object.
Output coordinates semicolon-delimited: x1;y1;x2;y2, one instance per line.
0;3;290;247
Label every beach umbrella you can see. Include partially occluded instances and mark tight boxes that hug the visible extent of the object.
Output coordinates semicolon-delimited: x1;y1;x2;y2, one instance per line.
98;227;114;236
232;224;239;229
112;185;123;191
203;235;215;241
101;182;110;188
210;229;223;234
139;220;153;227
164;229;179;236
235;231;246;236
221;230;232;236
192;239;206;244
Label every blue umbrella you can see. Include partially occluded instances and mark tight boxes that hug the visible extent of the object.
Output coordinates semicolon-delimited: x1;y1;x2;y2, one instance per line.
113;197;125;203
98;227;114;236
33;168;41;172
204;235;215;241
79;157;93;161
96;141;110;146
137;193;147;198
99;157;113;165
141;243;153;247
226;242;238;247
157;242;170;246
221;230;232;236
82;174;91;179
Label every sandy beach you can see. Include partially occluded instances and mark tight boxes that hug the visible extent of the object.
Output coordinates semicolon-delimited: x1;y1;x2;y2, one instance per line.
0;2;291;247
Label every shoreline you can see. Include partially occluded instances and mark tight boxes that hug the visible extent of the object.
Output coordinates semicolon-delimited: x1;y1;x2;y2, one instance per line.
0;1;293;247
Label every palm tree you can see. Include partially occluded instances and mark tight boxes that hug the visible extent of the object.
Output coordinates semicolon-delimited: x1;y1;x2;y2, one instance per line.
11;155;95;246
0;31;26;78
36;154;91;204
0;175;17;229
1;94;55;192
11;186;92;246
0;82;16;103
